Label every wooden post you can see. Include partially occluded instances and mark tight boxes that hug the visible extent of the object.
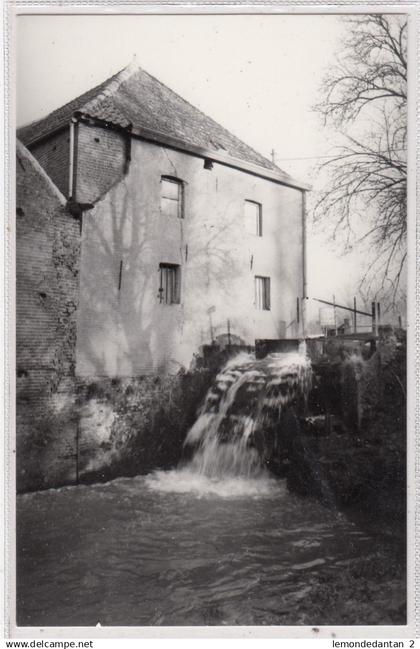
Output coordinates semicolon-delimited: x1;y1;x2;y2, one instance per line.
333;294;337;336
296;297;300;325
118;260;123;291
398;315;402;329
207;306;215;343
227;319;231;349
371;301;377;335
376;302;381;327
75;421;80;485
353;297;357;333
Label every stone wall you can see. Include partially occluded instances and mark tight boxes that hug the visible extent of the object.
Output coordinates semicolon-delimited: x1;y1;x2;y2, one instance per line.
17;368;215;493
72;369;213;485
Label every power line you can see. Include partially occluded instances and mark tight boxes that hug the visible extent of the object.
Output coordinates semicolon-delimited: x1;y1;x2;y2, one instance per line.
274;149;407;162
276;154;343;162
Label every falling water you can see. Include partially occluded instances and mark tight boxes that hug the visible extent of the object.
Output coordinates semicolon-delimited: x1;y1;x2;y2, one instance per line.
146;351;312;496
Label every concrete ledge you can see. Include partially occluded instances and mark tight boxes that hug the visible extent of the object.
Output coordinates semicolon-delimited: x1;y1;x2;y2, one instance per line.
255;338;301;359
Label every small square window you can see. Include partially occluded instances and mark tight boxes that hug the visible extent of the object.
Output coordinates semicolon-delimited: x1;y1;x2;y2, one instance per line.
245;200;262;236
159;264;181;304
255;276;270;310
161;177;184;218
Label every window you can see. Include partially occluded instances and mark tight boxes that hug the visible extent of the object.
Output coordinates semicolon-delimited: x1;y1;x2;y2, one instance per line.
159;264;181;304
255;276;270;310
161;177;184;218
245;200;262;236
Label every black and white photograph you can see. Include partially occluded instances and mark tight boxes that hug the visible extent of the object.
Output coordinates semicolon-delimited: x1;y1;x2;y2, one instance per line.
6;6;414;635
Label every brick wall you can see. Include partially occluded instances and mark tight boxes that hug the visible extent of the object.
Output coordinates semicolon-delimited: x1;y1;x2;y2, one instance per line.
16;142;81;491
29;127;70;198
26;121;128;204
74;122;128;203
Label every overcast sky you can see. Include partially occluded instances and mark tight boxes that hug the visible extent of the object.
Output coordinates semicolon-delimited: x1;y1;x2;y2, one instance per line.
17;13;365;317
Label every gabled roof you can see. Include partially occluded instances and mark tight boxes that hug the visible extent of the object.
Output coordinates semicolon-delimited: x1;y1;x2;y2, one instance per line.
18;61;309;190
17;66;131;145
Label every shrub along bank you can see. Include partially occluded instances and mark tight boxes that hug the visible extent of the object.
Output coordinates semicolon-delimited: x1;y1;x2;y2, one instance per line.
285;330;406;528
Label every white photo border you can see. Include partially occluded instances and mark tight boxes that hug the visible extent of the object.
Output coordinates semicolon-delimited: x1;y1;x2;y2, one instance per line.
2;0;418;640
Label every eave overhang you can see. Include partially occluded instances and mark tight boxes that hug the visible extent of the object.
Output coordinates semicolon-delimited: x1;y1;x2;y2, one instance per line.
23;112;312;192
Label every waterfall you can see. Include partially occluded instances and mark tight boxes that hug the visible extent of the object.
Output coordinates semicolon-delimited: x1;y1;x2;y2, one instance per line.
146;350;312;496
181;351;312;480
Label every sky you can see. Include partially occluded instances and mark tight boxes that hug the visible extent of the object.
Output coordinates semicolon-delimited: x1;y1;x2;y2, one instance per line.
16;13;368;321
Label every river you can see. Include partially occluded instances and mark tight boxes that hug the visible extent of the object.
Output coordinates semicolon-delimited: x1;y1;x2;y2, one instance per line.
16;353;405;627
17;470;404;627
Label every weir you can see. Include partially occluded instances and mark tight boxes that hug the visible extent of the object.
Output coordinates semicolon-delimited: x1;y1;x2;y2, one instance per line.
146;328;403;504
179;351;312;480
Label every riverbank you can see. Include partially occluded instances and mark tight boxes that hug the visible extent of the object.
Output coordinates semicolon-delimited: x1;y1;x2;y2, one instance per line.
297;545;406;625
286;331;406;531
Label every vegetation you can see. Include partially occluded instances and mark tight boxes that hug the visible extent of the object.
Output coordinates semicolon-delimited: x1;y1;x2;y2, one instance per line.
314;15;407;305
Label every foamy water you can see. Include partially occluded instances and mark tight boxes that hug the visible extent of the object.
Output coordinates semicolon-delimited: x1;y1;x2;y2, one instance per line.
144;467;281;498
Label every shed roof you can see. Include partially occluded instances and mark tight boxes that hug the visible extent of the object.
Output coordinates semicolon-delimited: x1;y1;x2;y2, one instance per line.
18;61;308;189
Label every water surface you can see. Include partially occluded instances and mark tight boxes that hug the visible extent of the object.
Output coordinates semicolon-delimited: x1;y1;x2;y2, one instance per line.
17;472;402;627
17;353;405;627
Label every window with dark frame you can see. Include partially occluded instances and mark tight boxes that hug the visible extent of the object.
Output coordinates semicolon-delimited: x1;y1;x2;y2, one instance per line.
161;177;184;218
159;263;181;304
255;276;270;310
244;200;263;237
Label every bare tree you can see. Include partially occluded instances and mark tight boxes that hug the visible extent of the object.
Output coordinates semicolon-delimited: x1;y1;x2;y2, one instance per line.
314;14;407;304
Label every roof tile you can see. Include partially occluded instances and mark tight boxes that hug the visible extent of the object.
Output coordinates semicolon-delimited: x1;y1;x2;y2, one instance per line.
17;61;290;177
